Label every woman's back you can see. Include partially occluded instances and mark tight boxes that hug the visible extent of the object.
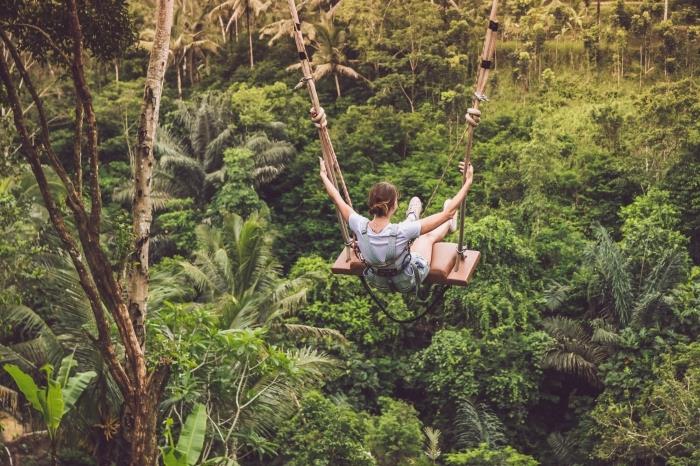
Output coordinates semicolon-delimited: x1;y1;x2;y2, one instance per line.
348;212;420;263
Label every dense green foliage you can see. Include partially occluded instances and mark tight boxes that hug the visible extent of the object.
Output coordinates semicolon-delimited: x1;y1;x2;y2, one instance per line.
1;0;699;464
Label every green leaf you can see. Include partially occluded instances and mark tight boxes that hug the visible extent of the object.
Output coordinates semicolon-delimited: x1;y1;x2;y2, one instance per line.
3;364;42;412
162;449;188;466
175;403;207;466
45;379;64;436
62;370;97;414
57;354;78;389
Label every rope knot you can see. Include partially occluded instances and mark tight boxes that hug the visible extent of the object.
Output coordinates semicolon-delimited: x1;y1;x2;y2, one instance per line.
465;107;482;127
310;106;327;128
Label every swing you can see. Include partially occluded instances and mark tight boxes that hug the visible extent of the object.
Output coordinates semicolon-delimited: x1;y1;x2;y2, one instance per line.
286;0;499;319
330;243;481;287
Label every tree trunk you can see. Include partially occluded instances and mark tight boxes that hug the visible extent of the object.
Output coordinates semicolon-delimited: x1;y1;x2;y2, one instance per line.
126;1;173;461
119;367;170;466
187;49;194;86
639;44;643;88
129;0;172;350
176;63;182;99
334;73;341;97
596;0;601;25
664;0;668;21
247;7;254;68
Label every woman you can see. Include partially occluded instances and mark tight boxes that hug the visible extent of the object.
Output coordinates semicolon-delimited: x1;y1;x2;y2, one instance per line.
319;148;474;293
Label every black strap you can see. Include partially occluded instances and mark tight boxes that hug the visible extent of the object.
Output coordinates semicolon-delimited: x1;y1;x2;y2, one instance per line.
359;276;448;324
481;60;492;69
489;20;499;31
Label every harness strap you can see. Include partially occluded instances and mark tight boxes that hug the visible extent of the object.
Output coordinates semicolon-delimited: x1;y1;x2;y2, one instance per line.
355;219;417;293
385;224;399;263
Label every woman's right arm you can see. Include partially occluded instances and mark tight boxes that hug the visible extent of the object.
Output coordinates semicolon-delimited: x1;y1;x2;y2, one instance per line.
418;163;473;234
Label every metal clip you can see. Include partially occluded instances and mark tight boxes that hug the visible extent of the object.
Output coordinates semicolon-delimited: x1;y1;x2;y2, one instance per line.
294;76;313;90
474;92;489;102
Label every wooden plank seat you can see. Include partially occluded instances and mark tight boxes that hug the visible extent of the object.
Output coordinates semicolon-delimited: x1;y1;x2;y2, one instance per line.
331;242;480;287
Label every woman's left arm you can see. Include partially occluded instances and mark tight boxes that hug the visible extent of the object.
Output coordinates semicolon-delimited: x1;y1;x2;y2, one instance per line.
319;157;354;223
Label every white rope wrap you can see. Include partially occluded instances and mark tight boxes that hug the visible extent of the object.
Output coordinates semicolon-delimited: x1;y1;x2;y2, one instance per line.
310;106;328;128
465;108;481;127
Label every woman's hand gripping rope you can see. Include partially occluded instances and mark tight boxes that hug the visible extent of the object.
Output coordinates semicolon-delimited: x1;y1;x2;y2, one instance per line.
458;161;474;188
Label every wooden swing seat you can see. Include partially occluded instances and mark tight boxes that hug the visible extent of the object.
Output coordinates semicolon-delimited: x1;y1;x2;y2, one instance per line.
331;242;480;287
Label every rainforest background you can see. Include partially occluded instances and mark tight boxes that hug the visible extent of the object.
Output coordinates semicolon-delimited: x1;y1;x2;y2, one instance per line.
1;0;699;464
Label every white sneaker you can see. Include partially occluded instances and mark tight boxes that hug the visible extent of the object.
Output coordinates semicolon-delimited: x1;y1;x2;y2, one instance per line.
444;198;457;233
406;196;422;221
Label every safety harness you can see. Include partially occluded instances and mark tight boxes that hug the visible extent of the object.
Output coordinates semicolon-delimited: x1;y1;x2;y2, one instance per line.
354;219;419;295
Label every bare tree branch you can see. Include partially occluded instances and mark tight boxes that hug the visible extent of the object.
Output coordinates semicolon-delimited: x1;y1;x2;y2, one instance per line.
0;46;130;396
66;0;102;232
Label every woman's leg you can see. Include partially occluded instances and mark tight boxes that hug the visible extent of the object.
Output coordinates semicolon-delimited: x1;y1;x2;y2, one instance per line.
410;220;451;263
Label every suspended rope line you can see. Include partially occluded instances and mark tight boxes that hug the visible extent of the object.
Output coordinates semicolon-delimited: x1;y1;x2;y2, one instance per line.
286;0;354;256
455;0;500;270
360;276;448;324
424;124;470;212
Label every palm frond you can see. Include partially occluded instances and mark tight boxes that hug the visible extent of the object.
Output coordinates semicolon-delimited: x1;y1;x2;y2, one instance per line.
455;400;506;450
424;427;442;461
590;320;621;346
180;261;219;298
586;226;633;325
0;385;18;413
547;431;579;464
542;316;589;342
631;249;688;325
543;282;574;312
204;125;237;167
0;304;50;338
542;350;601;385
280;323;347;343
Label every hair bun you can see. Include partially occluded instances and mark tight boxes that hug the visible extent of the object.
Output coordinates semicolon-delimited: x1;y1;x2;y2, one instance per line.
369;201;390;217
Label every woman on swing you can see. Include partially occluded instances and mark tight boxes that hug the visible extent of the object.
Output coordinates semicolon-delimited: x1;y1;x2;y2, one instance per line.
314;107;475;294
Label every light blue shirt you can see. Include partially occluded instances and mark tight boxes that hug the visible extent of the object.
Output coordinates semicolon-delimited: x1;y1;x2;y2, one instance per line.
348;212;421;263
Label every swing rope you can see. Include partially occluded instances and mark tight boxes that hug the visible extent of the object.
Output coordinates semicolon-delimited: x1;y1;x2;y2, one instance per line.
286;0;354;256
456;0;500;266
424;125;469;212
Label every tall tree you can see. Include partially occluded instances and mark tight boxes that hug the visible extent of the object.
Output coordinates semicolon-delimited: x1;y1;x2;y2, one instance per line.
0;1;174;464
141;0;219;98
288;14;365;98
209;0;272;68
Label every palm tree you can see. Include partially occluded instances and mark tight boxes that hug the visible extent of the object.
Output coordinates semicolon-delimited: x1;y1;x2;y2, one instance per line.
259;0;340;46
169;90;236;176
114;92;235;208
288;14;366;97
545;226;688;330
541;316;615;387
149;93;293;204
141;0;220;98
179;212;342;339
209;0;272;68
243;132;295;188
